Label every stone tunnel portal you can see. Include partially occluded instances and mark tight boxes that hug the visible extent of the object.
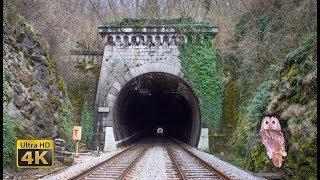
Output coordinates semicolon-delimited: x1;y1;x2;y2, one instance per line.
113;72;201;147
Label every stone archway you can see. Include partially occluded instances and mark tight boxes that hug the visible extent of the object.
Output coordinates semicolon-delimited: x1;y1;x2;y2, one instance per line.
103;64;201;150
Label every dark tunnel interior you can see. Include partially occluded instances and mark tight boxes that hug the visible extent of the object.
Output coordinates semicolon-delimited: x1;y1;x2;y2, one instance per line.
113;72;201;146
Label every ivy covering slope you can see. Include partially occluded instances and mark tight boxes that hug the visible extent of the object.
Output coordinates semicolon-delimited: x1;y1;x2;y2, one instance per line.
179;33;224;150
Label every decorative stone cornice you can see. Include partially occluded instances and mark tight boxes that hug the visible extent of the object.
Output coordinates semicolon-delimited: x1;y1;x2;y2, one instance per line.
98;26;218;34
98;18;218;47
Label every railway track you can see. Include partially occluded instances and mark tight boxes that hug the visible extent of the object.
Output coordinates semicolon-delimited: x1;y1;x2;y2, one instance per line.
69;138;235;180
164;139;232;180
68;139;150;180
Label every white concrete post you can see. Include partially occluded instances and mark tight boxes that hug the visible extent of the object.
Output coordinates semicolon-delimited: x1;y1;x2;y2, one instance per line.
104;127;117;151
197;128;209;151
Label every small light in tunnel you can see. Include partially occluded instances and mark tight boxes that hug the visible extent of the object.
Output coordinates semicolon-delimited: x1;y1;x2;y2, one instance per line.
156;127;164;135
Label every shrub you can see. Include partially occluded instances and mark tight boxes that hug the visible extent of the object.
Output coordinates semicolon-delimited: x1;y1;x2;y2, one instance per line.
80;104;93;149
299;57;316;75
226;53;242;78
60;97;75;151
284;34;316;67
3;113;18;169
69;82;91;117
56;76;66;93
3;72;10;102
248;80;276;130
75;59;101;77
256;13;272;40
234;18;247;41
266;63;281;80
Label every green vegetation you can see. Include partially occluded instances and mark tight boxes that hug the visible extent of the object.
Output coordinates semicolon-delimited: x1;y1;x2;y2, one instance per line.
3;113;18;169
219;1;317;178
104;16;212;29
234;18;247;41
80;104;93;149
3;112;31;169
60;96;75;151
220;80;238;145
248;81;276;126
256;13;272;40
72;58;100;118
69;82;91;117
56;76;66;93
283;34;316;68
3;3;25;28
75;58;101;76
223;81;276;170
179;33;224;139
3;3;87;169
61;58;97;151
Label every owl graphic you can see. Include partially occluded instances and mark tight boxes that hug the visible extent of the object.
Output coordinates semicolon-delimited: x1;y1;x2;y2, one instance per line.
259;115;287;167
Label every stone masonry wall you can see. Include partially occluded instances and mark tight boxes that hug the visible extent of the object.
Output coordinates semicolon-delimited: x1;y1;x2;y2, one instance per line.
99;43;183;127
94;25;217;149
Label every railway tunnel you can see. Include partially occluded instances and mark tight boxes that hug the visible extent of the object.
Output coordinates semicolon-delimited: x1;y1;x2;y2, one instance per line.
95;22;217;151
113;72;201;147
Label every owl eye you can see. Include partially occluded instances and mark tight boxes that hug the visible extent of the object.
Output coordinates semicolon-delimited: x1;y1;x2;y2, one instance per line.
272;121;275;124
266;121;269;124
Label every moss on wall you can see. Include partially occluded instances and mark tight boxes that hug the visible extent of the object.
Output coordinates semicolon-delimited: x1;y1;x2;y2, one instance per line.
220;79;238;148
69;82;91;119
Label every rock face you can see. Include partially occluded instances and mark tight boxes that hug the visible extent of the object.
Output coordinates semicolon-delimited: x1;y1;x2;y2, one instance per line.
3;4;71;139
218;0;317;178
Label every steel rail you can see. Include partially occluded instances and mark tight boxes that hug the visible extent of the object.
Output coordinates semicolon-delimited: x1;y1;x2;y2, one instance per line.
68;139;145;180
172;139;232;180
164;142;187;180
117;145;149;180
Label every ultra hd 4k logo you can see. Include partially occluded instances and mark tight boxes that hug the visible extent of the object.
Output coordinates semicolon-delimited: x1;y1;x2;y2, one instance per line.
16;139;54;168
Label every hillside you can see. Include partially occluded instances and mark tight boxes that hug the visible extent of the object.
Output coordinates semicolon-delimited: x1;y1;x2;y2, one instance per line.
217;0;317;178
3;4;75;169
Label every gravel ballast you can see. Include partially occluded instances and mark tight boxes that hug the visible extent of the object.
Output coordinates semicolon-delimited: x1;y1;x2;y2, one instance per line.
40;150;123;180
126;143;168;180
40;138;264;180
176;140;266;180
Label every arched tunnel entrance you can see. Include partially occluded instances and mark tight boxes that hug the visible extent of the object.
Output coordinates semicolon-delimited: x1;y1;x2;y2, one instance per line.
113;72;201;147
